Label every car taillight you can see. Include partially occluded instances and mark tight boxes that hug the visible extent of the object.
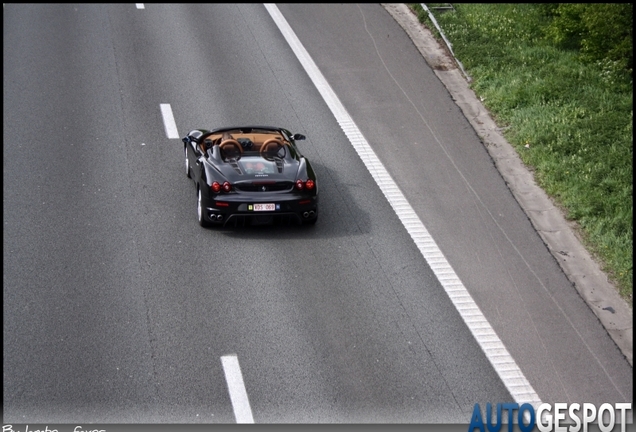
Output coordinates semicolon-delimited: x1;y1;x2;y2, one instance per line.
211;181;232;193
296;179;315;190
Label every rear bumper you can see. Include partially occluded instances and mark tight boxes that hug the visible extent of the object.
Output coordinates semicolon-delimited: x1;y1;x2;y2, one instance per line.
202;195;318;225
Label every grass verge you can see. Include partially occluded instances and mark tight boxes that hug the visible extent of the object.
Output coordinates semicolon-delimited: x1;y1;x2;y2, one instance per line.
410;4;632;304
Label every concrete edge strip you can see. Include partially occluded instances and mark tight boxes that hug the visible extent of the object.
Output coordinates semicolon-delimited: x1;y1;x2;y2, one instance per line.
264;3;542;408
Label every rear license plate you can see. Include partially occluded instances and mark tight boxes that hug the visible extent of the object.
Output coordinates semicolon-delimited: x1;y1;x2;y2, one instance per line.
251;203;275;212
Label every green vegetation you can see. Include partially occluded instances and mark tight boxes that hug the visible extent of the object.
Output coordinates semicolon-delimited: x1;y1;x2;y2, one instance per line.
411;4;632;303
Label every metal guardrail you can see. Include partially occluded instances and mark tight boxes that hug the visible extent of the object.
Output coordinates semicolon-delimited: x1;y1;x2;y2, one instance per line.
429;3;455;12
419;3;471;82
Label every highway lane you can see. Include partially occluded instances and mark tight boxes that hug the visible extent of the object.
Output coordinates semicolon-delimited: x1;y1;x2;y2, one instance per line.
3;4;155;421
3;3;631;424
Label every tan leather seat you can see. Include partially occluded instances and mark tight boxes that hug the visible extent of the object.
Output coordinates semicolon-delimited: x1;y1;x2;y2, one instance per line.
219;139;243;160
260;138;284;157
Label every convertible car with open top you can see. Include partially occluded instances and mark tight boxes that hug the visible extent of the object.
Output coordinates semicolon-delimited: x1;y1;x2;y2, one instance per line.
182;125;318;227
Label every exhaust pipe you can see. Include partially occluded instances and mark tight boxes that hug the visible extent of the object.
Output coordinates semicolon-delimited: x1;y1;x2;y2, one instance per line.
308;211;315;217
303;212;309;218
216;214;224;221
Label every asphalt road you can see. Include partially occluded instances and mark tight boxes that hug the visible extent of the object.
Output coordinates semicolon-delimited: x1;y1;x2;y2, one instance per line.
3;3;632;424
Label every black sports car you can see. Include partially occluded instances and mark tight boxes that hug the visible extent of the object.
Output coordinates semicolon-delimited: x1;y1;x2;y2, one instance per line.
182;125;318;227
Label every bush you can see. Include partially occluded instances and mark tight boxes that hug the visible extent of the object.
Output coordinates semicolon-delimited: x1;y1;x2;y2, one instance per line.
543;4;633;73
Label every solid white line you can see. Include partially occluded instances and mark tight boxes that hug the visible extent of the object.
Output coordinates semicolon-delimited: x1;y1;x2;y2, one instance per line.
264;3;542;410
160;103;179;139
221;355;254;424
136;4;145;9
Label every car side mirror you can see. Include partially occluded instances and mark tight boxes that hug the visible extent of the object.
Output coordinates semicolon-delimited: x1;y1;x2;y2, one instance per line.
293;133;306;141
182;137;190;144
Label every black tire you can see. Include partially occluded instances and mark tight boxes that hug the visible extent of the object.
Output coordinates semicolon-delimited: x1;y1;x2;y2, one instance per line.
197;187;210;227
185;146;192;178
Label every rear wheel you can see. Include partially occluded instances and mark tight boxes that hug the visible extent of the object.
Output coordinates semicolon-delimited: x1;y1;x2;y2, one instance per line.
197;187;209;227
185;146;191;178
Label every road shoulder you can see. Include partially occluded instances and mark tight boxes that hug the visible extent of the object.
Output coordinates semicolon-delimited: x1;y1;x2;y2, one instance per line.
384;3;633;366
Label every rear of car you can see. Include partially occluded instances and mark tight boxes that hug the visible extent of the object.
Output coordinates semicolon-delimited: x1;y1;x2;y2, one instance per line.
201;178;318;226
186;126;318;227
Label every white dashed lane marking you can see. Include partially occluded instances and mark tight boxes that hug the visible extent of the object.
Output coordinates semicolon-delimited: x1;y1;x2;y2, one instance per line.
160;103;179;139
221;354;254;424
